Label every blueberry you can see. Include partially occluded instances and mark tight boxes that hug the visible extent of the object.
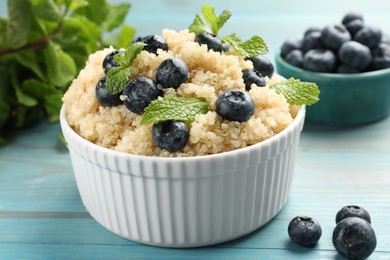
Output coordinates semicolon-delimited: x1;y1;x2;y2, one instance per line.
152;121;189;152
222;42;231;52
337;64;360;74
95;77;123;107
338;41;372;70
132;34;168;54
333;217;376;260
302;31;323;53
195;32;223;52
304;27;322;38
288;216;322;247
280;38;302;58
155;58;189;89
354;26;382;49
122;77;163;114
345;19;364;37
216;89;254;122
303;49;337;72
336;205;371;224
103;50;124;74
342;12;364;25
381;34;390;44
242;69;266;91
321;24;351;51
245;55;274;78
369;43;390;70
284;49;304;68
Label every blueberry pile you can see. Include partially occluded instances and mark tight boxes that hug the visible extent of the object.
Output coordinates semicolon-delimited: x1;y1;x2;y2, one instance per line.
281;12;390;73
288;205;377;259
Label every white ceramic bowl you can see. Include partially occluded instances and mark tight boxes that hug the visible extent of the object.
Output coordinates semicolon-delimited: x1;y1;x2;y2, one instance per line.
60;105;306;248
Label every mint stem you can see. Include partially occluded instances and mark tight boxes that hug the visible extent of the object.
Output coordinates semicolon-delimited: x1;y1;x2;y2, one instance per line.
0;22;63;56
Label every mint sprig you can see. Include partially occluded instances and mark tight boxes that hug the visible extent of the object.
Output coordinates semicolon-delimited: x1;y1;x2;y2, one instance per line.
105;42;145;95
221;33;268;57
188;6;268;58
140;97;209;125
269;78;320;106
0;0;135;143
188;6;232;36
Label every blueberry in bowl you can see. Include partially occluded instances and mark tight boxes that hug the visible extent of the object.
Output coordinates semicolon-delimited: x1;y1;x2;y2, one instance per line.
276;12;390;125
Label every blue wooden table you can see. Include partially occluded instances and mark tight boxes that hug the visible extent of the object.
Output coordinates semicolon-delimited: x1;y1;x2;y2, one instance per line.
1;1;390;259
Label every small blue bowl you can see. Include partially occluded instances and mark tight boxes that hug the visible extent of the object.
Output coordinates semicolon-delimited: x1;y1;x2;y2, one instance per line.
275;54;390;125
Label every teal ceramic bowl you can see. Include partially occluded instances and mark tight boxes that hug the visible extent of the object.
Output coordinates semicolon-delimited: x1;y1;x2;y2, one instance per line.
275;54;390;125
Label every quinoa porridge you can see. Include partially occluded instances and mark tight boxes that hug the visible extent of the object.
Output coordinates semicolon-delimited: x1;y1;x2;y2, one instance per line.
63;29;299;157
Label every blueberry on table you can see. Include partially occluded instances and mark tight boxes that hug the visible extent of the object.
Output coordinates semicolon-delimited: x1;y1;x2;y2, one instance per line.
245;55;274;78
132;35;168;54
336;205;371;224
354;26;382;49
155;58;189;89
216;89;255;122
370;43;390;70
284;49;304;68
333;217;376;260
342;12;364;25
302;31;323;53
321;24;351;51
288;216;322;247
280;38;302;58
122;77;163;114
95;77;123;107
345;19;364;37
242;69;266;91
103;50;124;74
152;121;189;152
303;49;337;72
195;32;223;52
338;41;372;70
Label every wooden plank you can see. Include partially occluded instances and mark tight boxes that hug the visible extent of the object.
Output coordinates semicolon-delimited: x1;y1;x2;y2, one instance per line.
2;243;389;260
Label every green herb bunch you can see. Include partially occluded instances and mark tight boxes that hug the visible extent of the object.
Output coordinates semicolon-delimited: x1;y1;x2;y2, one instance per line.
0;0;135;143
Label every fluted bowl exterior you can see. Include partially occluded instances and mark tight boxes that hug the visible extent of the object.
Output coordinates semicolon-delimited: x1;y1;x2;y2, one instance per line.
60;105;306;247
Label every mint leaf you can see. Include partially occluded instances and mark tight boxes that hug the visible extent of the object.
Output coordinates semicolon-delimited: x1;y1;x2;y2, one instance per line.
7;0;32;48
44;93;63;122
74;0;109;26
102;3;131;32
105;67;130;95
188;14;212;36
43;42;77;87
31;0;62;22
122;42;145;67
10;69;38;107
66;0;88;11
222;33;268;57
0;19;8;48
270;78;320;106
188;6;231;36
141;97;209;125
217;10;232;31
202;6;218;35
14;50;45;81
105;42;144;94
116;25;136;48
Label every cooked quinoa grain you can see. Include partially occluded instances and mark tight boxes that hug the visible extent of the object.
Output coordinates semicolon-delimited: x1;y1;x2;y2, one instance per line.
63;29;298;157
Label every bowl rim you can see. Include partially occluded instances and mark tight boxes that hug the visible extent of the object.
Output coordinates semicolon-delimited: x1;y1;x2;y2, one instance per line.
60;104;306;162
275;52;390;79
